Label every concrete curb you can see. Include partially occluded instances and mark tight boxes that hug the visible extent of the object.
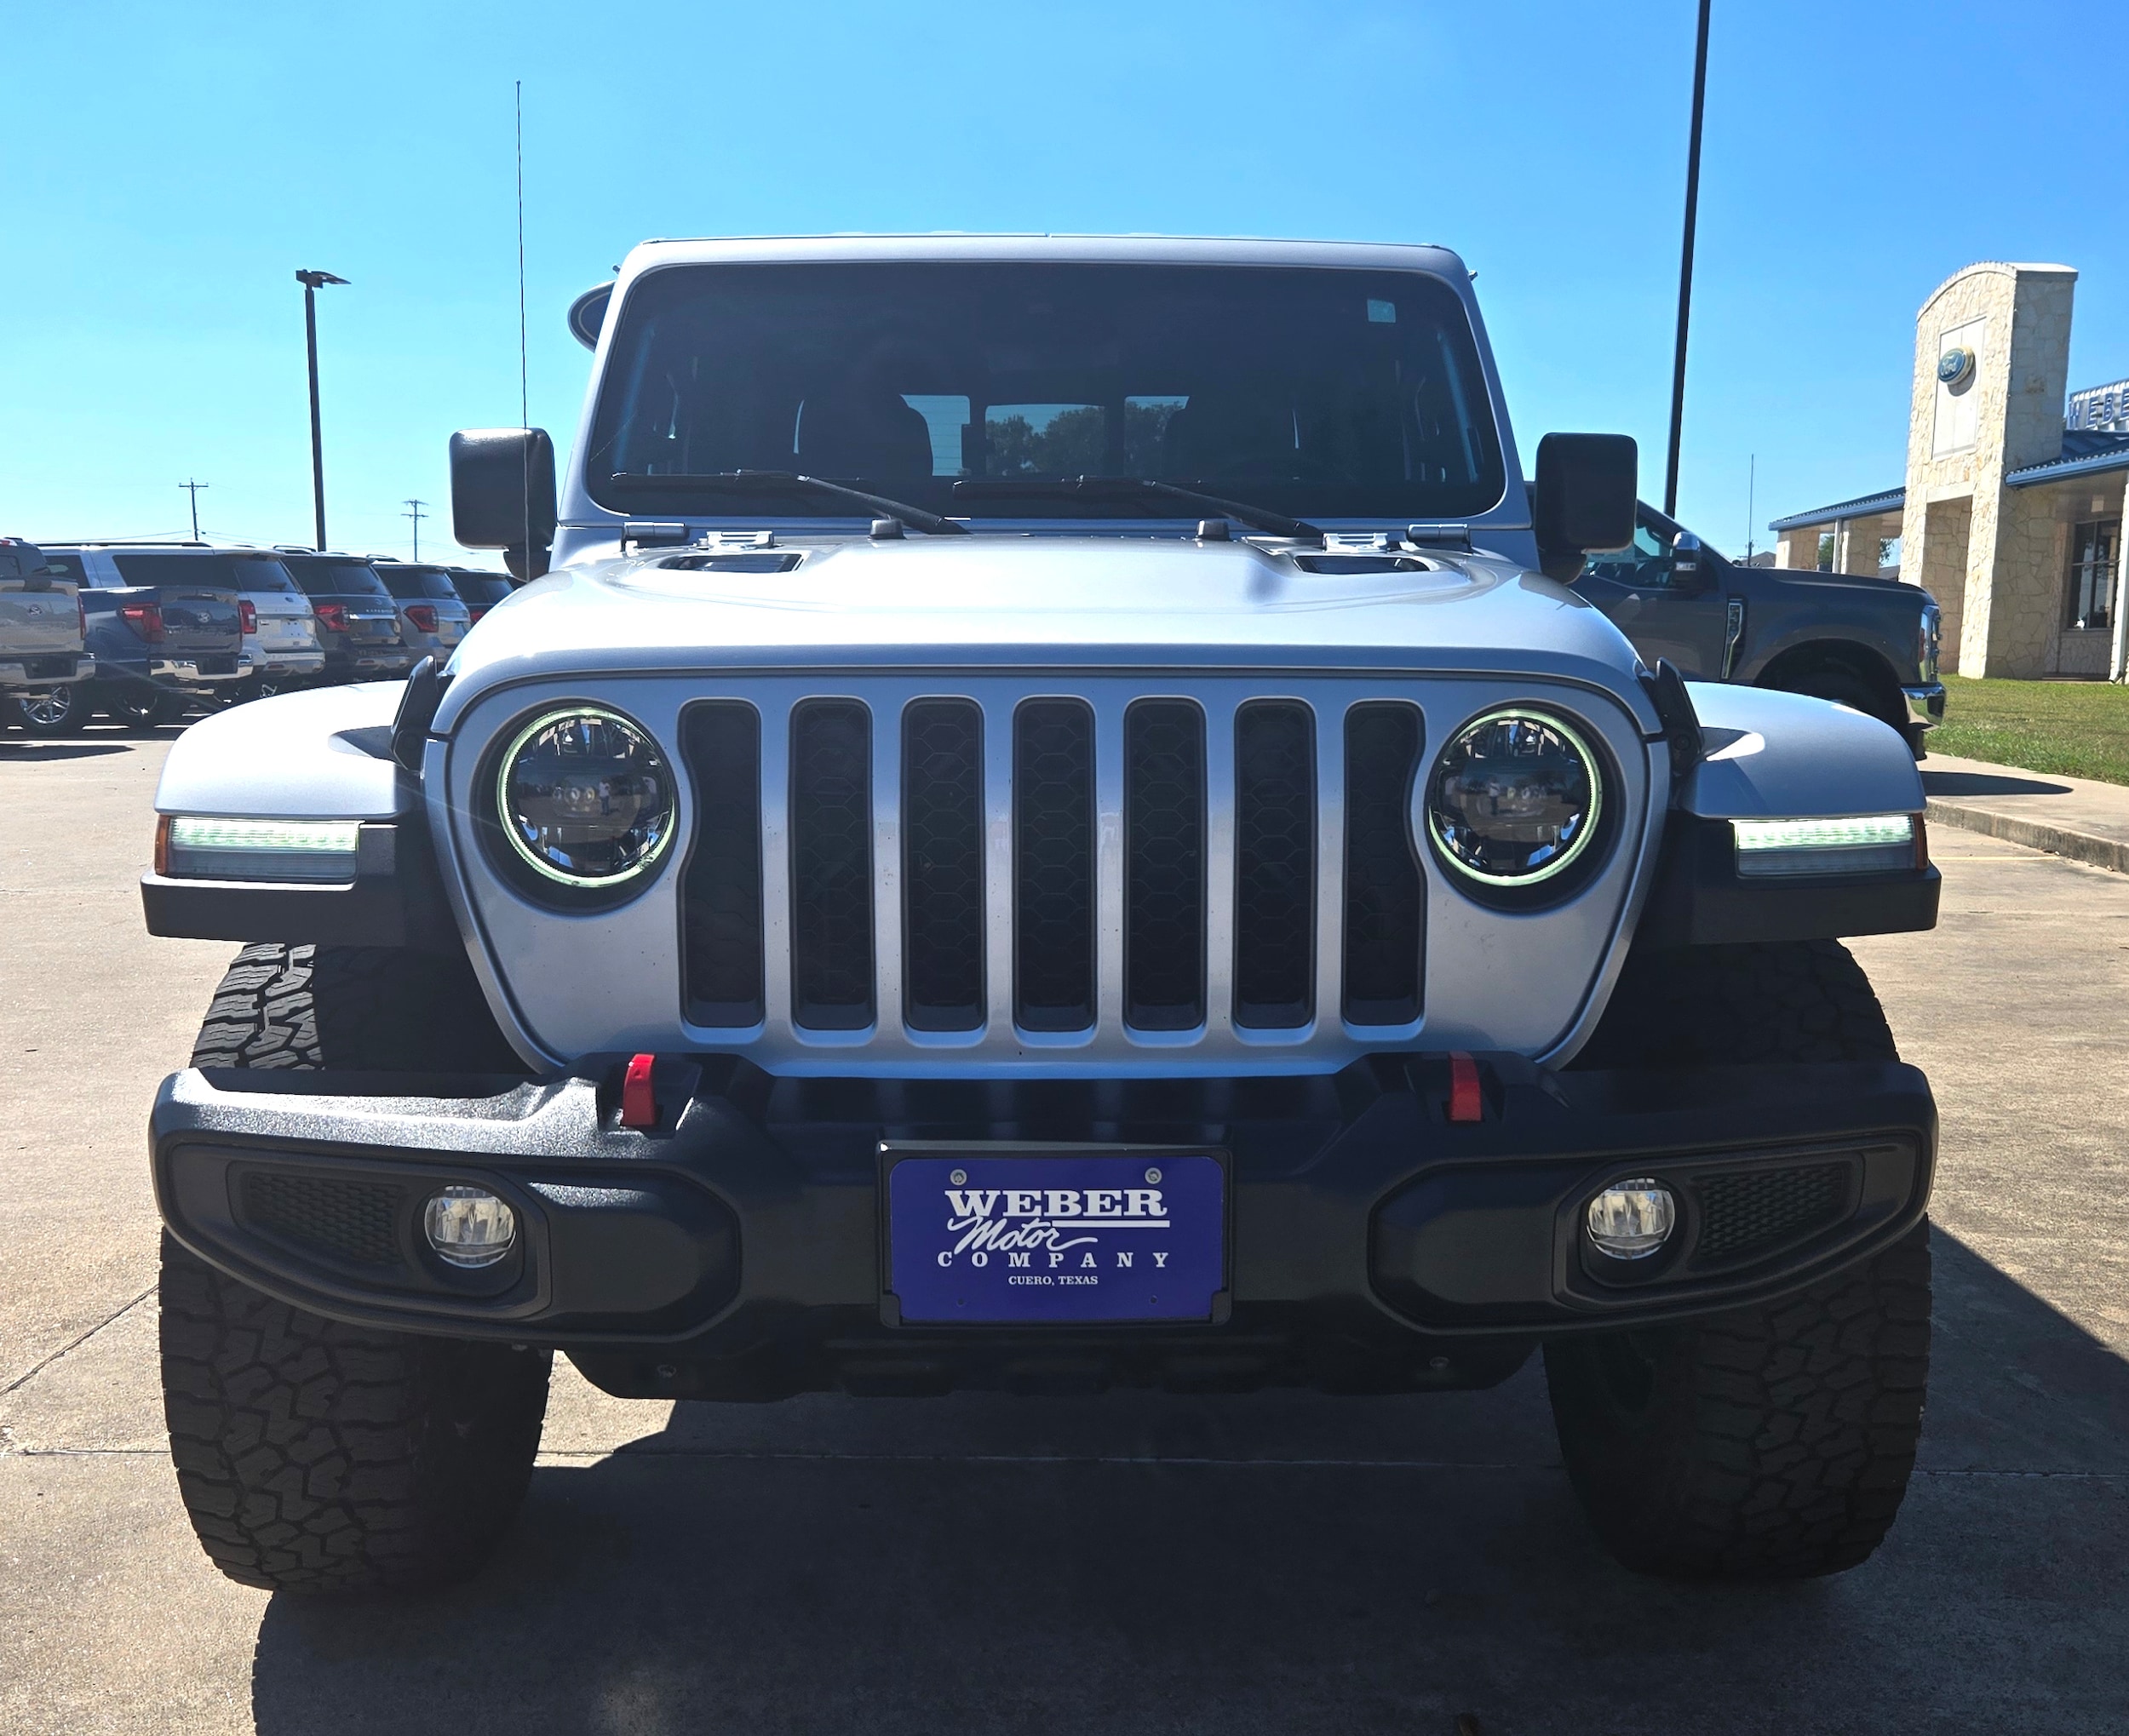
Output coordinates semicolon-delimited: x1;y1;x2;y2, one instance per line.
1925;796;2129;874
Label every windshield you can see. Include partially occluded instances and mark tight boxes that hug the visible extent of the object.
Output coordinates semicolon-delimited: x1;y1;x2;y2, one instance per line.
376;564;462;600
284;559;389;599
112;552;301;593
586;262;1506;524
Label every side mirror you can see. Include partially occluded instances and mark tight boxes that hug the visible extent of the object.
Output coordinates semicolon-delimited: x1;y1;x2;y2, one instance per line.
1668;530;1706;589
1533;433;1638;582
450;427;557;582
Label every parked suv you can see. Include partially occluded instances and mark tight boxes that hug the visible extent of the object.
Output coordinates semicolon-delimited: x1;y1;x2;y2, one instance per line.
0;539;93;728
145;235;1940;1598
447;565;514;624
31;544;244;730
1576;501;1944;753
277;553;414;683
370;559;473;659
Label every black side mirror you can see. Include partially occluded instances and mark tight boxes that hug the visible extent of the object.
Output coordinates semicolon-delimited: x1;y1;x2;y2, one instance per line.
1533;433;1638;582
1668;530;1706;589
450;427;558;582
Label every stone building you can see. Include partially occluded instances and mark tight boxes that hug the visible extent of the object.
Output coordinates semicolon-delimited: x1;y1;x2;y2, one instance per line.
1769;262;2129;678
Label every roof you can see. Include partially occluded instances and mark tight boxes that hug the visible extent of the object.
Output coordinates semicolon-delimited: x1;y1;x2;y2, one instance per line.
2006;427;2129;490
1769;430;2129;532
1768;487;1907;533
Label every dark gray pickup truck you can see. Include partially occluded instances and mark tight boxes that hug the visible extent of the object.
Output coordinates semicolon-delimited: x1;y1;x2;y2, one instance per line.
1576;501;1943;754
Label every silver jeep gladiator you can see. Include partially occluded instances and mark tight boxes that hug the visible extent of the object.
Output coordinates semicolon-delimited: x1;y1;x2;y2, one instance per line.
143;236;1940;1596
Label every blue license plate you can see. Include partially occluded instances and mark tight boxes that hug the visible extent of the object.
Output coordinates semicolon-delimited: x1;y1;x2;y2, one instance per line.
887;1151;1225;1324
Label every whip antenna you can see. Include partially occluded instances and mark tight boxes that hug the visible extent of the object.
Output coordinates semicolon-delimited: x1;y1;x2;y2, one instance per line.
516;79;532;576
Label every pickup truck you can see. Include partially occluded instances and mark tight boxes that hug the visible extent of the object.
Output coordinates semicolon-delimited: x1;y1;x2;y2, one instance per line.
28;546;245;731
0;539;94;727
1576;501;1944;753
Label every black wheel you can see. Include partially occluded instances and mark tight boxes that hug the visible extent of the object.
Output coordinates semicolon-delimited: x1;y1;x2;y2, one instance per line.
160;943;546;1594
109;687;183;731
10;684;83;736
1774;664;1897;732
1547;941;1931;1579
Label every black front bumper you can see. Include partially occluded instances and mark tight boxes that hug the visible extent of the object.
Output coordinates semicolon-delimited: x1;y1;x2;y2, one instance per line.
152;1054;1935;1399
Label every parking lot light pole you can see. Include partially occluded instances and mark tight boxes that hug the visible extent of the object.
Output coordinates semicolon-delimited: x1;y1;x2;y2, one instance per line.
1663;0;1713;519
296;270;349;550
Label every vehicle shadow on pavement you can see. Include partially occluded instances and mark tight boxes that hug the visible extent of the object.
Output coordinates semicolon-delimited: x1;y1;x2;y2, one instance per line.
1922;770;2074;799
0;742;133;762
245;1228;2129;1736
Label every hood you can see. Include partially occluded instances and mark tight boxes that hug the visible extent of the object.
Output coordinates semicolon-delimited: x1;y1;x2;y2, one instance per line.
433;536;1657;734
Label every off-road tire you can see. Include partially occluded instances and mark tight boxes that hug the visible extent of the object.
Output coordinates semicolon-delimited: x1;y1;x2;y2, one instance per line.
160;942;548;1594
1547;939;1931;1579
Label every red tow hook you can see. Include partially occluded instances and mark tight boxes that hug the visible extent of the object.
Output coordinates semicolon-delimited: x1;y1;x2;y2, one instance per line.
620;1053;657;1129
1447;1051;1483;1124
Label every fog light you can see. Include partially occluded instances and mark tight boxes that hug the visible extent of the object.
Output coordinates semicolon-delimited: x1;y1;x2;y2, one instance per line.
423;1186;517;1268
1586;1178;1675;1259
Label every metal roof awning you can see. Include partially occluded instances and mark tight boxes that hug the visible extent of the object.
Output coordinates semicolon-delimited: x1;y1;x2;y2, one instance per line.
1767;487;1906;534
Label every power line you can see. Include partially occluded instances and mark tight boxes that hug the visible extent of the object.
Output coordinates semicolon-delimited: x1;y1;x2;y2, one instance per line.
404;498;428;560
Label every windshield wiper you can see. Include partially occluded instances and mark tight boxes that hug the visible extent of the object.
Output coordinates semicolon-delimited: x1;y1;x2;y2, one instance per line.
952;476;1322;540
609;471;968;536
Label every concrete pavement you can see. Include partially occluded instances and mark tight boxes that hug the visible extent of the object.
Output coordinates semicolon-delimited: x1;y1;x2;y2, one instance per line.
1925;749;2129;874
2;730;2126;1734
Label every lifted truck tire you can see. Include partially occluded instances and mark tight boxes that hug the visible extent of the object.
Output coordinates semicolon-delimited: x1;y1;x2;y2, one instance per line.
1547;939;1931;1579
160;942;548;1594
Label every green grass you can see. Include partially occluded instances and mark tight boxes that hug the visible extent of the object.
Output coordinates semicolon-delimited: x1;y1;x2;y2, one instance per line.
1931;677;2129;785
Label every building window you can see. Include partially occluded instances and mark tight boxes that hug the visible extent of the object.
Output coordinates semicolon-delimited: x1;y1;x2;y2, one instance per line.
2064;519;2121;632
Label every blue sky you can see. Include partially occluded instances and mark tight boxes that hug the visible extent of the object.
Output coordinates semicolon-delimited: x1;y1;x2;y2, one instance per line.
5;0;2124;563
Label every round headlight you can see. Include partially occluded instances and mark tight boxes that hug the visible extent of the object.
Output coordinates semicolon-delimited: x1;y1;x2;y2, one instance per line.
1426;709;1602;886
496;706;675;887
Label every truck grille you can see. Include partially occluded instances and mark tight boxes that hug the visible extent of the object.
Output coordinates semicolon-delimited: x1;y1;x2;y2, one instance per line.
677;686;1427;1042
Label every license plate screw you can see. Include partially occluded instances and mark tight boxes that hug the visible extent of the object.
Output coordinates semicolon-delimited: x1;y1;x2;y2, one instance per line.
1145;1166;1162;1184
949;1168;967;1186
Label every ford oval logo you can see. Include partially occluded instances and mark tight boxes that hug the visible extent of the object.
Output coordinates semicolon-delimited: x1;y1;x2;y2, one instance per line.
1937;346;1975;387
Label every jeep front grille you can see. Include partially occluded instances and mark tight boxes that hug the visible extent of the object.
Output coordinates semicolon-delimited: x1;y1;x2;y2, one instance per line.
675;683;1429;1047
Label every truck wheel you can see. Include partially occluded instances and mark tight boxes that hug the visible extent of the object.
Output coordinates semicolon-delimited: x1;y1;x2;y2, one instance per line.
160;942;547;1593
110;688;186;730
1547;941;1931;1579
9;685;83;736
1777;664;1895;731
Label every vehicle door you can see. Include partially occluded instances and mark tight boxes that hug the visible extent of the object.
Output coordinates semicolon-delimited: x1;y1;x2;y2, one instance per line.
1571;507;1730;678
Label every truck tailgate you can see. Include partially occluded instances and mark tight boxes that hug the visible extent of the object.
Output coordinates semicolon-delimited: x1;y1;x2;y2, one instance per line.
158;586;243;653
0;582;83;657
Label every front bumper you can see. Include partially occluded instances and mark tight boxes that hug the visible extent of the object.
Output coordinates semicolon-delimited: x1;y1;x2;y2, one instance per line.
0;654;94;689
1903;682;1946;732
152;1054;1936;1398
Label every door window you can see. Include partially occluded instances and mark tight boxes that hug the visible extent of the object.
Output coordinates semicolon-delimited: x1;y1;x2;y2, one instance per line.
2064;519;2120;631
1581;522;1679;587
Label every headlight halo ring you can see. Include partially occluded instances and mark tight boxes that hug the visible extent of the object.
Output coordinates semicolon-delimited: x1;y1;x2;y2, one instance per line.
489;701;678;898
1422;704;1609;897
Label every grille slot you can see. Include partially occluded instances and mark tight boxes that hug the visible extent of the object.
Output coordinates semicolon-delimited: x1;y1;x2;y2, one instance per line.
1124;700;1206;1030
903;698;985;1031
1691;1162;1852;1268
1233;701;1315;1028
1342;702;1425;1025
239;1172;404;1267
789;699;875;1030
1014;699;1096;1031
680;702;765;1027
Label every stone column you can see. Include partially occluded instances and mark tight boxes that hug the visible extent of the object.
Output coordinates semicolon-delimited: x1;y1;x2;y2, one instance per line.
1898;261;2076;678
1906;496;1971;673
1837;517;1887;576
1776;528;1823;570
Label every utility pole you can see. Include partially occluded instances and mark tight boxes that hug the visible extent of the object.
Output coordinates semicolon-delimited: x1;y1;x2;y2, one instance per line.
1663;0;1713;518
179;478;209;541
295;269;350;548
404;498;428;560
